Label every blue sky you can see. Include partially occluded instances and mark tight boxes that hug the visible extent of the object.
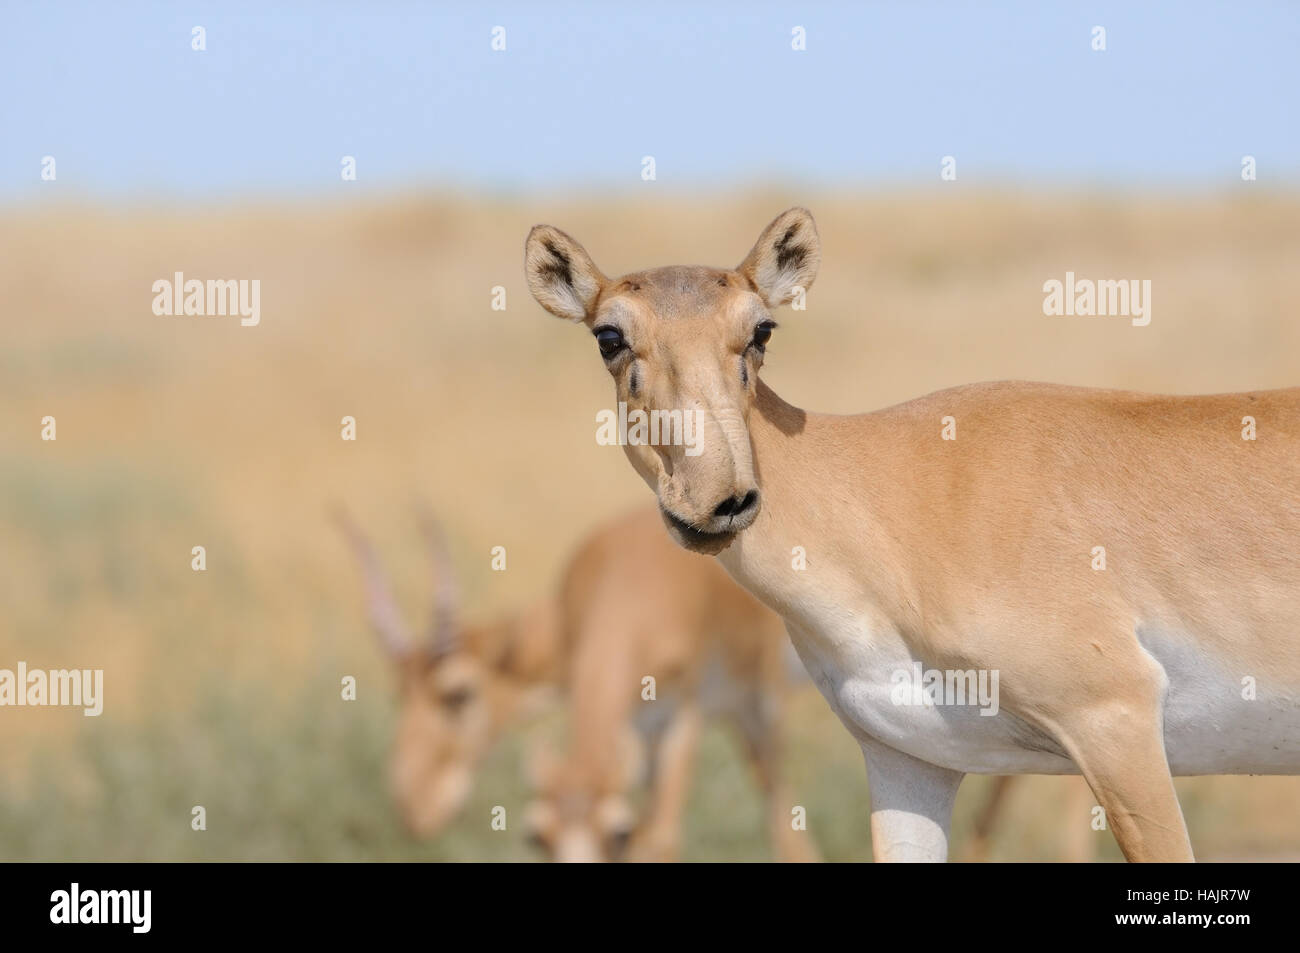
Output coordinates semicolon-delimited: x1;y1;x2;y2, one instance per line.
2;1;1297;199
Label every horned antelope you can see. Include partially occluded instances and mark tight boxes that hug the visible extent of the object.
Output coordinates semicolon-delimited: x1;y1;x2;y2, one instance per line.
336;505;819;861
336;507;562;836
525;207;1300;863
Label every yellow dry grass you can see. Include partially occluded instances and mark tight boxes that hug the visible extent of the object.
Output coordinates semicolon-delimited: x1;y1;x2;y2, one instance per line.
0;190;1296;860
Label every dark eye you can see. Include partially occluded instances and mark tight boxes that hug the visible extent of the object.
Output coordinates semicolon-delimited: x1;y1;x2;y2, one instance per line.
751;320;776;350
594;326;625;358
441;686;474;711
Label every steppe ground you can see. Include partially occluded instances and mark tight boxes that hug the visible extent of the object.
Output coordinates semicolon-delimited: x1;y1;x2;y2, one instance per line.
1;190;1297;860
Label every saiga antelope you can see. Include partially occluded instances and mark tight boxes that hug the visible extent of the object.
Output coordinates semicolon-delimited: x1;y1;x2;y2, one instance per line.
335;505;818;861
336;507;561;836
525;208;1300;862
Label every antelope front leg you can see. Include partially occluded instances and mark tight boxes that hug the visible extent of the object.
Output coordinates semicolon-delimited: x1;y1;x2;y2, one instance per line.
860;737;964;862
629;703;702;862
1050;700;1194;862
731;694;822;863
1020;632;1195;863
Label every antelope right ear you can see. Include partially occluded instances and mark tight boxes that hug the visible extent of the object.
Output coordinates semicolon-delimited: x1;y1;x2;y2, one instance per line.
525;225;606;323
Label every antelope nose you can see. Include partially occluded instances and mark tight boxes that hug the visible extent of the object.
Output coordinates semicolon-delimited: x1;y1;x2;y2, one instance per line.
712;490;759;519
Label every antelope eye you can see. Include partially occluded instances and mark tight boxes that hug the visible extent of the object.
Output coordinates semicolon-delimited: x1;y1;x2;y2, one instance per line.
752;320;776;350
441;685;475;711
594;326;625;358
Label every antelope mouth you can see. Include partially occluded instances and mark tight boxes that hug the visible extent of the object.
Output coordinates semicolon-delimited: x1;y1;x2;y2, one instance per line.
659;508;740;555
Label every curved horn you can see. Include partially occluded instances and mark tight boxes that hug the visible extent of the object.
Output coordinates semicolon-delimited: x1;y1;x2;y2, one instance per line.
332;505;413;659
417;506;461;657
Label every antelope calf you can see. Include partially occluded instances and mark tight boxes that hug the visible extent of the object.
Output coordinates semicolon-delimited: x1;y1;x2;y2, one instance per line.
526;208;1300;862
336;505;817;861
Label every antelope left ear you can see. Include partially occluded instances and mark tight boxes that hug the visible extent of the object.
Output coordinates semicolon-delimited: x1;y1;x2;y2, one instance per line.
525;225;607;323
737;207;821;308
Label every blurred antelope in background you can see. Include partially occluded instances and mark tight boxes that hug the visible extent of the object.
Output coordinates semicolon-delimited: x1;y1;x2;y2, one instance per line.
336;506;562;835
336;505;817;861
520;507;817;863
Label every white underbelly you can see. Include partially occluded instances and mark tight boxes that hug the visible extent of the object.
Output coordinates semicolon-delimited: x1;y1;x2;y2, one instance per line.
1140;627;1300;775
787;617;1300;777
789;623;1074;775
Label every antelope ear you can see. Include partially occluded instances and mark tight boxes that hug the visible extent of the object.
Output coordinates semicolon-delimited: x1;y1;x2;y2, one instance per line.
737;207;821;308
525;225;606;323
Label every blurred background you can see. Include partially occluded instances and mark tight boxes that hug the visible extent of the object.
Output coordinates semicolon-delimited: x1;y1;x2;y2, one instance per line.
1;1;1297;861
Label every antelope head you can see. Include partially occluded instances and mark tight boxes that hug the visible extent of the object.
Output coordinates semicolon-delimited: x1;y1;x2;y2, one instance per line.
525;208;820;554
335;506;498;837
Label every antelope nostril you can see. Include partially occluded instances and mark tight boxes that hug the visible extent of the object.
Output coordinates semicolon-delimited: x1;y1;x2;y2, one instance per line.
712;490;759;519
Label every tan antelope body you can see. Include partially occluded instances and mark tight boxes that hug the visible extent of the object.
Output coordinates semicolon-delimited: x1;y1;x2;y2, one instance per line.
337;505;816;861
524;506;817;862
526;208;1300;862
